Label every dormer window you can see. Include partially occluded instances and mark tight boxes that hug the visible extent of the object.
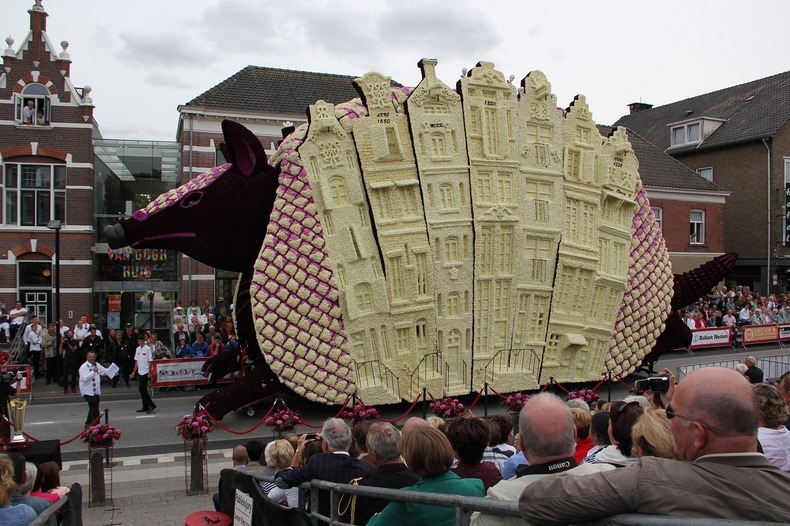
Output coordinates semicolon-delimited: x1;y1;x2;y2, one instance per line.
668;117;725;148
671;122;701;146
15;83;51;126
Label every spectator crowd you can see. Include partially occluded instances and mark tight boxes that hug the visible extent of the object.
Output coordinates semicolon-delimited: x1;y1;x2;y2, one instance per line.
208;365;790;525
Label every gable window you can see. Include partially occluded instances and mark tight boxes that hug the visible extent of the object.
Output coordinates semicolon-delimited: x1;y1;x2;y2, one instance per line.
4;163;66;226
15;84;51;126
690;210;705;245
671;122;701;147
652;206;663;231
696;167;713;182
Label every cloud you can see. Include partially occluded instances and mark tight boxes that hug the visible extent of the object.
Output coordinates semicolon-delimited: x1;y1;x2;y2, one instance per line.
117;33;203;67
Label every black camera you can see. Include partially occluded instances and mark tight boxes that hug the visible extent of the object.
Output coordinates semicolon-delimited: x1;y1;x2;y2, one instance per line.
634;376;669;392
0;369;26;384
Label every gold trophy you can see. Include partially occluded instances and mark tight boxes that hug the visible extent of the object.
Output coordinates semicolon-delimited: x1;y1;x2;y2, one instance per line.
9;398;28;444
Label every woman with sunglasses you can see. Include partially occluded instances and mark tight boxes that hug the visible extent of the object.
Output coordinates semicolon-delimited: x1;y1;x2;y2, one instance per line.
591;400;643;467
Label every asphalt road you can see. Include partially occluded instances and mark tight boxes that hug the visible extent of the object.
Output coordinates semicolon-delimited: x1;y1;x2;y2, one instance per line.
20;343;790;462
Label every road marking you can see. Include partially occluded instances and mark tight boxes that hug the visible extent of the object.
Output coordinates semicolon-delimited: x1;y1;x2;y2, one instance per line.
28;421;54;425
135;415;156;419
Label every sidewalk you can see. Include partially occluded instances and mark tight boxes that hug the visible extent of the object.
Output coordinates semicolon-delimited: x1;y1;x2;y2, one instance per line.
61;448;228;525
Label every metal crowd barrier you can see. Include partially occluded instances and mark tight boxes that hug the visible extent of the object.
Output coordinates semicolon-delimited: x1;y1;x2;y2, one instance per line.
247;474;784;526
676;354;790;382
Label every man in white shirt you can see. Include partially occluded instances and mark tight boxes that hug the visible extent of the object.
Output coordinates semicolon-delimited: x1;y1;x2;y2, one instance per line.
8;301;26;339
131;335;157;414
79;350;115;427
73;316;90;344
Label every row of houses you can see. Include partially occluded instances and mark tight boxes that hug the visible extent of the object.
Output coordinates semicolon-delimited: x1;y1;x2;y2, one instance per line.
0;1;785;336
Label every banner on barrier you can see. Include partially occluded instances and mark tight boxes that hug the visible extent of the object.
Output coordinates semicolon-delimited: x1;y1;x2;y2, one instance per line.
0;365;32;394
742;324;780;346
690;327;732;349
151;358;233;387
779;324;790;341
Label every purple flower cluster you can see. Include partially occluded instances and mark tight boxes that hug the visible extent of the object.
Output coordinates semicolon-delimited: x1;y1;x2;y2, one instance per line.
81;424;122;445
265;409;301;431
430;397;465;418
567;388;599;403
503;392;530;412
340;403;379;421
175;413;214;440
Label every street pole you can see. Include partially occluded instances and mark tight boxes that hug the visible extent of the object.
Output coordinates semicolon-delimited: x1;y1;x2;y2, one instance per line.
47;220;61;368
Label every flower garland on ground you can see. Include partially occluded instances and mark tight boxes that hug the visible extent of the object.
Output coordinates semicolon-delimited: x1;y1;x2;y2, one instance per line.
265;408;301;432
430;397;465;419
503;392;530;413
175;413;214;440
340;402;379;422
567;388;599;403
81;424;121;445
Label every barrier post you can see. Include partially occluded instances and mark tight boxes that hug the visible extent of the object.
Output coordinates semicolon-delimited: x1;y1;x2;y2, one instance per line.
608;372;612;402
549;377;555;395
483;383;489;418
422;388;427;420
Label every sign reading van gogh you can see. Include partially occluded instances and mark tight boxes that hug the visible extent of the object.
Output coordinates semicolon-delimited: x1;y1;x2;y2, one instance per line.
95;247;177;282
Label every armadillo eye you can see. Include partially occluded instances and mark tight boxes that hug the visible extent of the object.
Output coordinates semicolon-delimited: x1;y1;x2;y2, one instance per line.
180;192;203;208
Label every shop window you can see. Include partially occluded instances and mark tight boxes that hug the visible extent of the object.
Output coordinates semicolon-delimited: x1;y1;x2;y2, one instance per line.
15;84;51;126
4;164;66;226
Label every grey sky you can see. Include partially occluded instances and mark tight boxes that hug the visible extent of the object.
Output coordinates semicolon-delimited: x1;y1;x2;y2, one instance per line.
4;0;787;140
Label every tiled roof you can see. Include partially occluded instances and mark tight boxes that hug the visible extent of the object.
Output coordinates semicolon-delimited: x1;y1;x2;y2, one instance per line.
184;66;362;115
600;125;723;192
613;70;790;154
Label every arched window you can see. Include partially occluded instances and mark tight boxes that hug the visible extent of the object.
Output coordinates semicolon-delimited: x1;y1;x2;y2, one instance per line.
15;84;51;126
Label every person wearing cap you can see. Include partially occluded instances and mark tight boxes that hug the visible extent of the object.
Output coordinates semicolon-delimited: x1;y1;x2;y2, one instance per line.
213;297;226;319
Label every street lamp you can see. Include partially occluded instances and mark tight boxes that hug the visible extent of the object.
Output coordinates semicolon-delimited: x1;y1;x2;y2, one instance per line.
47;220;61;367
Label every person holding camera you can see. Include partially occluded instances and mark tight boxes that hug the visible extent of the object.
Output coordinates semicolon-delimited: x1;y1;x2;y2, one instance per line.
0;370;22;442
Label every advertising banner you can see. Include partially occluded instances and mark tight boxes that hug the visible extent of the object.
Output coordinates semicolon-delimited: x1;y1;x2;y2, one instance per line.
742;324;780;346
150;358;233;387
689;327;732;349
779;324;790;341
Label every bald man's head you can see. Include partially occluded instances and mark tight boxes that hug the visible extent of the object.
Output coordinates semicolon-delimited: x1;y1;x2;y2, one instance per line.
402;417;430;433
232;445;249;466
679;367;758;437
519;393;576;462
671;367;758;460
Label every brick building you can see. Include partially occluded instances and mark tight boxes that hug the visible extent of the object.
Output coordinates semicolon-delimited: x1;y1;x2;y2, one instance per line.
0;2;96;324
606;127;729;274
175;66;360;304
615;71;790;292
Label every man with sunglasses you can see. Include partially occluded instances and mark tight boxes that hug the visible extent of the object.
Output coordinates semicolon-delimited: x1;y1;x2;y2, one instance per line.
519;367;790;524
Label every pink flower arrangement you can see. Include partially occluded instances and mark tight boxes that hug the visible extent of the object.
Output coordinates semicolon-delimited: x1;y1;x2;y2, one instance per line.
340;403;379;422
503;392;530;412
567;388;599;403
430;397;465;419
174;413;214;440
81;423;122;445
265;409;301;432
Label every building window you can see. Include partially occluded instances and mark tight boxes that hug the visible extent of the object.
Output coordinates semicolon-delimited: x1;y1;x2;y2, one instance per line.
696;167;713;182
4;164;66;226
15;84;51;126
438;184;455;209
652;207;663;231
671;122;701;147
354;283;373;313
690;210;705;244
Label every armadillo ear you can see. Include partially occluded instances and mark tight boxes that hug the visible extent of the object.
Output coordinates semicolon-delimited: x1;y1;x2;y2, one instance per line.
221;120;270;177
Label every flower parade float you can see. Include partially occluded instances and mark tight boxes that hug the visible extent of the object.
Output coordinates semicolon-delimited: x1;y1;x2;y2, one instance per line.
104;60;736;417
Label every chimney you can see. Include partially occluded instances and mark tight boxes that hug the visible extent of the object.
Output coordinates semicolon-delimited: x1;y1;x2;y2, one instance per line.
28;1;48;62
628;102;653;114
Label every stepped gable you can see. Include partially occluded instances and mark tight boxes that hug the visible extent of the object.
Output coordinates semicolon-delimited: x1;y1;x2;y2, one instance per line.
598;125;724;192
